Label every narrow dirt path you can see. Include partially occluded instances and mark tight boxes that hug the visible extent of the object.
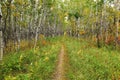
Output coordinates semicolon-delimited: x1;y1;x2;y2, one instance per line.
53;45;66;80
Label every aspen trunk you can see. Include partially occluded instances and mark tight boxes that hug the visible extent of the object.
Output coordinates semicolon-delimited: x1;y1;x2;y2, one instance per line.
34;0;39;49
0;31;3;60
0;19;3;60
114;0;120;47
0;4;3;60
95;0;100;48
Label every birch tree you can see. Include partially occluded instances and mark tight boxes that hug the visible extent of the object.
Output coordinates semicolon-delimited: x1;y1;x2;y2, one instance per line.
0;3;3;60
34;0;39;49
114;0;120;47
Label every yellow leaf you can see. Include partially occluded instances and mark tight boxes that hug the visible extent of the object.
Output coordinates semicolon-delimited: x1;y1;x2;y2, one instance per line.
77;50;82;55
44;57;49;61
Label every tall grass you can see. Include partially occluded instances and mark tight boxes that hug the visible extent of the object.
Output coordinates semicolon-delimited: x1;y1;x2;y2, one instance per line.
64;37;120;80
1;36;120;80
0;38;61;80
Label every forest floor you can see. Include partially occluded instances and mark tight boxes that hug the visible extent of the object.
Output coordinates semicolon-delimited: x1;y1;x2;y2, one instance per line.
1;36;120;80
53;45;67;80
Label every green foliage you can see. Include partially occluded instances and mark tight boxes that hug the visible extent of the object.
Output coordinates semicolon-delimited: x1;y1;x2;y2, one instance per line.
64;37;120;80
0;39;61;80
1;36;120;80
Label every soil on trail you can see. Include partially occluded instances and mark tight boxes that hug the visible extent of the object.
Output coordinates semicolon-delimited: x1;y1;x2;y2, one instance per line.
53;45;67;80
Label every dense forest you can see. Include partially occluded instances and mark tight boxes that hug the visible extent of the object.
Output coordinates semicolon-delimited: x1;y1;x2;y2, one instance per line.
0;0;120;80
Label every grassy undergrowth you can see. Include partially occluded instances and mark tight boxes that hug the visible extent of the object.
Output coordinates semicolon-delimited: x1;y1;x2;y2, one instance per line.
1;36;120;80
64;37;120;80
0;38;61;80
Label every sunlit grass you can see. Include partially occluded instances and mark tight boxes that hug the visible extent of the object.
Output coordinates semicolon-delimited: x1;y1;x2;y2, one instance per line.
0;38;61;80
64;37;120;80
1;36;120;80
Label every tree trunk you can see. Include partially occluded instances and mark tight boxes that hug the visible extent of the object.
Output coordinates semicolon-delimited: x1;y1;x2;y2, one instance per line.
114;0;120;48
0;3;3;60
95;0;100;48
34;0;40;49
0;31;3;61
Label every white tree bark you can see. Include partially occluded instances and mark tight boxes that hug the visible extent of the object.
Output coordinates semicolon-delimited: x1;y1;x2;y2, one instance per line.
114;0;120;46
34;0;39;49
0;4;3;60
116;0;120;38
0;31;3;61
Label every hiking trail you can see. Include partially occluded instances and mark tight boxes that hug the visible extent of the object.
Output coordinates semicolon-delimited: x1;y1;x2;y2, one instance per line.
53;45;66;80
